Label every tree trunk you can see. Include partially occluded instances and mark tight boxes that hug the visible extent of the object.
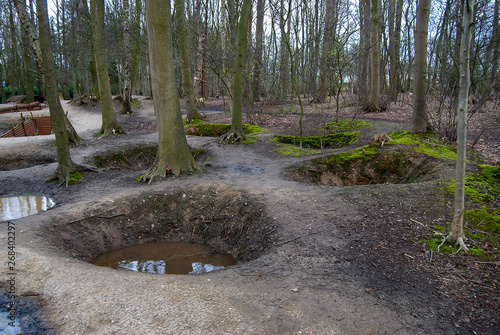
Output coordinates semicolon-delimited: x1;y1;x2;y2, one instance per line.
13;0;82;144
369;0;380;111
143;0;198;182
130;0;142;94
90;0;124;136
359;0;370;104
0;64;6;103
21;18;35;103
315;0;337;103
221;0;252;143
444;0;475;252
388;0;397;102
412;0;431;132
252;0;265;102
36;0;78;185
9;3;18;97
175;0;201;122
120;0;132;114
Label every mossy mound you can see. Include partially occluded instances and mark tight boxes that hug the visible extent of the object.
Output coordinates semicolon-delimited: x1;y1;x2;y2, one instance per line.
185;123;264;137
273;132;358;149
322;120;371;133
288;145;439;186
424;164;500;255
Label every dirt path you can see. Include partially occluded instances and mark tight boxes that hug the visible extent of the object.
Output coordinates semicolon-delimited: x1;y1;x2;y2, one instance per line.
0;99;497;334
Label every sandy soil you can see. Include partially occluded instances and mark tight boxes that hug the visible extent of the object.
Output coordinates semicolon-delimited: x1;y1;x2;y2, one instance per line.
0;96;498;334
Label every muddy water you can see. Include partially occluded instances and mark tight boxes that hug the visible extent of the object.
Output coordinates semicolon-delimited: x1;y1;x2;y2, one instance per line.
227;165;262;174
92;242;236;275
0;195;55;221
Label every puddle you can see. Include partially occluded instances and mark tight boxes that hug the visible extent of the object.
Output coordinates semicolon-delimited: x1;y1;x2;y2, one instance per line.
92;241;236;275
0;310;19;335
227;165;262;174
0;195;55;221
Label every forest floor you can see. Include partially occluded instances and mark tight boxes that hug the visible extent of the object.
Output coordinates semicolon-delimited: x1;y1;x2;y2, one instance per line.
0;94;498;334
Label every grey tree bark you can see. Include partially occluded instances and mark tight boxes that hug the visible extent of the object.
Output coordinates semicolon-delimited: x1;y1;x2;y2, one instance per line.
252;0;265;102
369;0;381;111
90;0;124;136
221;0;252;143
120;0;132;115
412;0;431;132
315;0;337;103
143;0;198;182
175;0;201;122
442;0;476;252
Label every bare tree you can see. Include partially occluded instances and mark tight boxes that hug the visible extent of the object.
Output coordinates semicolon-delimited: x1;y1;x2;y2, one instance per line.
120;0;132;114
176;0;201;122
440;0;476;253
90;0;124;136
369;0;381;111
412;0;431;132
220;0;252;143
143;0;198;182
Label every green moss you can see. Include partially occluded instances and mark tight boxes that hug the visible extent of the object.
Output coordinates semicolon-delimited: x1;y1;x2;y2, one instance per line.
446;166;500;203
466;207;500;234
191;148;204;158
414;144;457;161
184;123;265;137
479;165;500;182
469;248;486;255
273;132;358;149
422;237;458;254
273;143;322;156
58;171;84;186
387;130;434;146
322;120;371;133
319;145;377;166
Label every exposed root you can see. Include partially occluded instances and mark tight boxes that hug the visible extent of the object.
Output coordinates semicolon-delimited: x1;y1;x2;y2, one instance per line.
143;162;172;185
220;130;248;144
142;158;198;184
437;235;469;253
45;162;98;186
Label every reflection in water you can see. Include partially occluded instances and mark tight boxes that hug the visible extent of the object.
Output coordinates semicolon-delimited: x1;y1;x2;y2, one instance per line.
92;241;236;275
0;195;55;221
0;310;20;335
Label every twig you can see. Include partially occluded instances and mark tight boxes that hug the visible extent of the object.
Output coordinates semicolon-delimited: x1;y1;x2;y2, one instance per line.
410;218;426;227
473;260;500;266
271;231;323;247
455;273;497;290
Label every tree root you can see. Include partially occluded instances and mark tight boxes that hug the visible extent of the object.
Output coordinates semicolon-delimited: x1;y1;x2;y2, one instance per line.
142;158;198;184
437;235;469;253
220;130;248;144
45;162;99;186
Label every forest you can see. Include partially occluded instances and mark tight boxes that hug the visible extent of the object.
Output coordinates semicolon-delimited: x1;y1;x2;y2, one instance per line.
0;1;499;334
0;0;498;120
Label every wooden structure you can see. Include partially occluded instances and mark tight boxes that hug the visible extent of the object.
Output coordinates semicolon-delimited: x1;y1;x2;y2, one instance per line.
0;101;43;114
1;113;52;137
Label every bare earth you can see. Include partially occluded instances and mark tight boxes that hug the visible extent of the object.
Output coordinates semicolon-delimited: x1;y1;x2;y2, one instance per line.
0;96;498;334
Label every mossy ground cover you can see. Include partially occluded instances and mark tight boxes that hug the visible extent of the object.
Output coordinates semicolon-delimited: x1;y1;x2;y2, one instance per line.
56;171;84;186
424;165;500;255
273;132;358;149
272;119;370;156
184;123;265;138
